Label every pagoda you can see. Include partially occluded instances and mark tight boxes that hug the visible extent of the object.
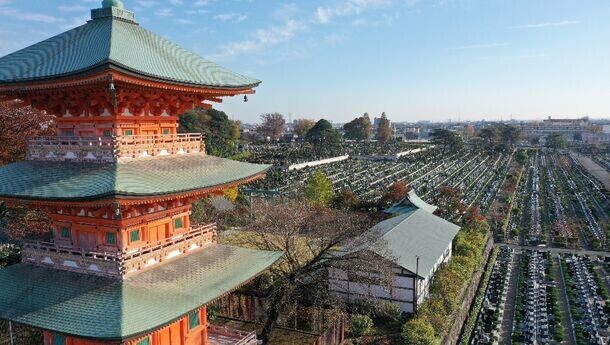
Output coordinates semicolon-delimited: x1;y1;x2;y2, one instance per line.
0;1;282;344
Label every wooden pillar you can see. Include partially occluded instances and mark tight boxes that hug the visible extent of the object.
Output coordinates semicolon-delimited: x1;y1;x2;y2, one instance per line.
201;307;208;345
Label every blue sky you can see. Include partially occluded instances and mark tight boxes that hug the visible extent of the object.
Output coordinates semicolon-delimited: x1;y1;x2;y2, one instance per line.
0;0;609;123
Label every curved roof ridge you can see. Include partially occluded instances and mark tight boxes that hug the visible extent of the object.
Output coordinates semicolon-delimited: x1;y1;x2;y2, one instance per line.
0;14;260;89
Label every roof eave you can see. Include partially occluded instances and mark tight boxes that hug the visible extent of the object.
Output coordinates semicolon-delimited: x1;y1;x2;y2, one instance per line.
0;62;261;92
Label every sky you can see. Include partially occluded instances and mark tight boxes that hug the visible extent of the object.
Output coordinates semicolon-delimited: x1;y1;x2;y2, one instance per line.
0;0;609;124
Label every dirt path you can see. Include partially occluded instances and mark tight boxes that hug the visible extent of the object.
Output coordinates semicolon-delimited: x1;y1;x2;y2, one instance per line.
571;152;610;191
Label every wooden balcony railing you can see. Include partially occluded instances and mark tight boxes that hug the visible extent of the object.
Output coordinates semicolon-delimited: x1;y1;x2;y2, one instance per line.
26;133;205;162
22;223;217;279
208;325;257;345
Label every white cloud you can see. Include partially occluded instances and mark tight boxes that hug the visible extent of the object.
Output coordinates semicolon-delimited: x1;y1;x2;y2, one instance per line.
316;0;393;24
155;8;173;16
0;7;63;23
510;20;580;29
212;19;307;60
194;0;212;6
454;42;510;50
58;5;87;13
136;0;157;7
213;13;247;22
169;0;184;5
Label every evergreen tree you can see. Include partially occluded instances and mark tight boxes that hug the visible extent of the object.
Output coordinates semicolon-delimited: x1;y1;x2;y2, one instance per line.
430;128;464;154
546;133;567;151
343;113;372;141
305;119;341;146
179;108;241;157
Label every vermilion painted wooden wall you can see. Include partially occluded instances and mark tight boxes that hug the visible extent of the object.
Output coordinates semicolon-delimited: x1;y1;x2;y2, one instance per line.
44;307;208;345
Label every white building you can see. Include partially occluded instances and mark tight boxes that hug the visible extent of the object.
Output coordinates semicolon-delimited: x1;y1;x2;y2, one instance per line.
329;192;460;313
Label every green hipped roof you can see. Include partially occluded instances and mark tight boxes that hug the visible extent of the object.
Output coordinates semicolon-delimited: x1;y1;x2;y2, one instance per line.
370;209;459;279
0;154;270;201
0;244;282;340
0;6;260;88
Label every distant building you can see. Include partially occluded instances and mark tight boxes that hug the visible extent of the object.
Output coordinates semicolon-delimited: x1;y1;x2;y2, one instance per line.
329;191;459;313
522;116;591;143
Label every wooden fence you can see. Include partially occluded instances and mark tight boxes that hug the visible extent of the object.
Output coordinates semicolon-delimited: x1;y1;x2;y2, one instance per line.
212;294;346;345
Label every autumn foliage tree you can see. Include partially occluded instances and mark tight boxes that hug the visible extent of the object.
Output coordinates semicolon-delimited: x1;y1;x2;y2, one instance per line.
0;102;54;241
432;186;466;222
293;119;316;138
380;181;411;206
375;112;392;143
0;101;55;165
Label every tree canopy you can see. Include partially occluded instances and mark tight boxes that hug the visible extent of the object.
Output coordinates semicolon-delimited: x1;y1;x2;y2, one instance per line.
478;124;521;151
546;133;568;151
226;199;387;344
0;101;55;165
258;113;286;141
179;108;240;157
293;119;316;138
343;114;372;141
430;128;463;154
376;112;392;143
304;170;335;206
305;119;341;146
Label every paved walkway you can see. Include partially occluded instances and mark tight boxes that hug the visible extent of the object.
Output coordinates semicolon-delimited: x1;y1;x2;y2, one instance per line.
555;255;577;345
571;152;610;191
502;244;610;258
499;251;520;345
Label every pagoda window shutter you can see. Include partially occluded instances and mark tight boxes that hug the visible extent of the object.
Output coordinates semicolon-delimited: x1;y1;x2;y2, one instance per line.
137;337;150;345
130;229;140;242
106;232;116;245
189;310;200;329
61;227;71;239
174;218;183;229
52;333;65;345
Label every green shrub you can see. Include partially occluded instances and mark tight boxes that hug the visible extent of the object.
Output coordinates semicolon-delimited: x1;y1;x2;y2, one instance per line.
349;314;373;340
401;318;437;345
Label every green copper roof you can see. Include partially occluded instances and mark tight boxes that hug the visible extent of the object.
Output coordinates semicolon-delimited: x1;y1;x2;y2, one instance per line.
0;244;282;340
385;190;438;215
0;154;270;201
0;5;260;89
369;209;459;278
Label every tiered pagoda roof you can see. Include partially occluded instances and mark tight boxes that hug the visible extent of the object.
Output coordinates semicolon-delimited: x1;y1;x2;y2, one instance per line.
0;1;281;343
0;5;259;89
0;155;269;202
0;245;281;340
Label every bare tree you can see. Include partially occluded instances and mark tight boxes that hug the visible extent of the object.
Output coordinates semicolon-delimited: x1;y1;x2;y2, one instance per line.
228;199;393;344
258;113;286;141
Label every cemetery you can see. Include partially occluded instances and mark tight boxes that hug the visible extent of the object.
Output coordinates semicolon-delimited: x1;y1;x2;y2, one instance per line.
469;246;514;344
561;254;610;344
